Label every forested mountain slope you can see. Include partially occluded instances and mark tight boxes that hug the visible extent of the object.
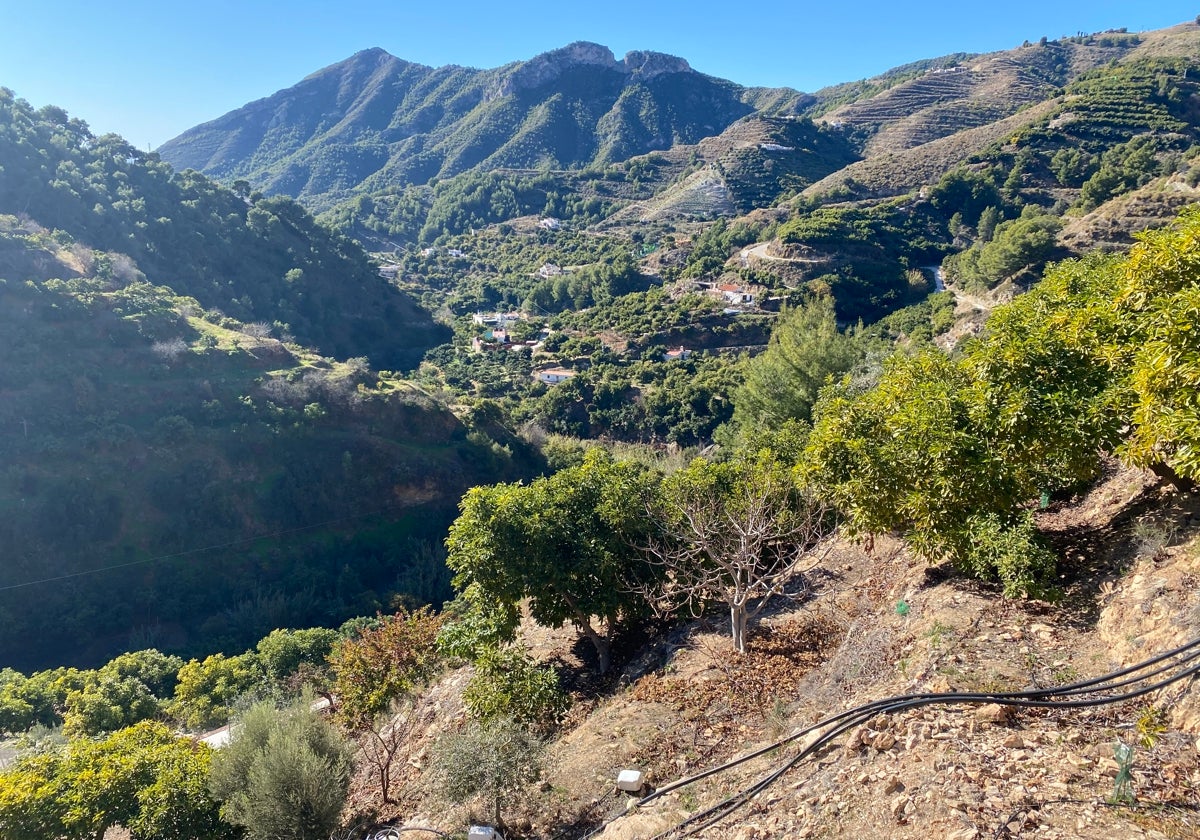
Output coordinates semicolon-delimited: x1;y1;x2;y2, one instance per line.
0;218;537;671
0;93;540;670
157;42;810;210
0;90;447;369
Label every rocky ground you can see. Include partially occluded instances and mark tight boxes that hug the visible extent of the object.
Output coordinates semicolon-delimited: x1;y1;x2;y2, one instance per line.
356;462;1200;839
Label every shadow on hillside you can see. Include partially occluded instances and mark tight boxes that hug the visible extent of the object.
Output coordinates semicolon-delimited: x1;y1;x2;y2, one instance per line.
906;465;1200;630
548;565;836;700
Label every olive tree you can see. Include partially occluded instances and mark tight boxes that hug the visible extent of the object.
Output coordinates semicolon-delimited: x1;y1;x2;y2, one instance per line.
209;698;353;840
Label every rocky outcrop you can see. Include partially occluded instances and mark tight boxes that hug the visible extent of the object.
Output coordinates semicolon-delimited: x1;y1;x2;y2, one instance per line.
622;50;691;78
487;42;693;100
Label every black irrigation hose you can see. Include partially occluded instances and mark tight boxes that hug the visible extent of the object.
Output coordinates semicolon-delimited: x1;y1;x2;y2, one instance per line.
627;636;1200;839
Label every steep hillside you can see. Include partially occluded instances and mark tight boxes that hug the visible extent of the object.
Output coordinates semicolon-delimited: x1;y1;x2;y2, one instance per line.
0;219;538;671
344;465;1200;840
0;90;448;369
814;36;1140;154
608;115;861;222
158;43;809;211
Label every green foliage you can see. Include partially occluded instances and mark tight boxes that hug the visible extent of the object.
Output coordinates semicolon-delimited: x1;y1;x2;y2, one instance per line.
329;608;442;728
776;201;946;322
98;649;185;699
254;628;340;685
435;583;522;662
524;252;646;313
446;449;661;672
525;353;742;447
957;512;1058;598
800;340;1063;597
462;645;570;730
804;350;1010;551
732;297;860;433
0;90;446;369
209;699;353;840
171;653;263;731
647;452;834;651
943;207;1062;291
0;668;85;734
432;716;543;828
928;167;1004;227
1116;210;1200;480
0;218;529;671
0;721;234;840
62;674;161;738
965;253;1124;493
801;206;1200;593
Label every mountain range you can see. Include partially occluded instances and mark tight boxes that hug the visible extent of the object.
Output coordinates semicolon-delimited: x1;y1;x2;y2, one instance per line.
158;23;1200;261
159;42;809;211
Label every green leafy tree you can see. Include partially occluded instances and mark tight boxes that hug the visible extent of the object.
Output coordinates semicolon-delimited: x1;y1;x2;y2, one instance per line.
965;252;1126;494
0;721;234;840
462;644;570;730
209;699;352;840
802;349;1060;595
0;668;88;734
255;627;340;686
171;653;263;731
445;450;660;673
62;674;161;737
732;297;860;433
98;649;185;700
1115;209;1200;482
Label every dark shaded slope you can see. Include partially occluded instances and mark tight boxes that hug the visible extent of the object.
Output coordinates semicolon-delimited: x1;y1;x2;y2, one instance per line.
0;220;537;670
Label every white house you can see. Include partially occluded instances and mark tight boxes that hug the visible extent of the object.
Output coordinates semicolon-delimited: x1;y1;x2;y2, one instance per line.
534;367;576;384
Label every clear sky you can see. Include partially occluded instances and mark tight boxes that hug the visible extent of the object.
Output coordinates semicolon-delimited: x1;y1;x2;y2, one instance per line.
0;1;1195;150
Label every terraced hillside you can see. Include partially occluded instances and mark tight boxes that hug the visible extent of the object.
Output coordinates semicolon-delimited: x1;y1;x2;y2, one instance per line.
818;38;1136;154
607;115;860;222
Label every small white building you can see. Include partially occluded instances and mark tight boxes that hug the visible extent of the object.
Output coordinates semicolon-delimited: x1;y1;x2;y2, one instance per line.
534;367;576;385
663;346;691;361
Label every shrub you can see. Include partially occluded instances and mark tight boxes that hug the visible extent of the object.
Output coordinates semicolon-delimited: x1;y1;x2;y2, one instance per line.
462;645;570;730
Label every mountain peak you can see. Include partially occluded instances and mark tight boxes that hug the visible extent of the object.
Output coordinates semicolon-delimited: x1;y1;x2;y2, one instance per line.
621;50;691;78
488;42;693;100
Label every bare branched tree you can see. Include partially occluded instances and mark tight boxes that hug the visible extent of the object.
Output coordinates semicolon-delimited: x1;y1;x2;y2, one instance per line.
360;693;440;805
640;455;836;652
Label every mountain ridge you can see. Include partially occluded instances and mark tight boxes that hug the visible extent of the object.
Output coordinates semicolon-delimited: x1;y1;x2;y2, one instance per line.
157;42;809;210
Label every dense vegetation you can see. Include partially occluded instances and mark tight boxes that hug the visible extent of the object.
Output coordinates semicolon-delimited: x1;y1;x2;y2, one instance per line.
0;216;536;671
0;89;447;369
7;25;1200;838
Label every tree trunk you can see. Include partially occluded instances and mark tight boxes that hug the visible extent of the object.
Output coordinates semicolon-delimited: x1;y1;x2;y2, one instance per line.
579;621;612;674
1150;460;1196;492
731;604;748;654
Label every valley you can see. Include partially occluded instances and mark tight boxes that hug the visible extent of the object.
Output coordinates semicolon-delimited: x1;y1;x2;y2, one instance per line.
2;15;1200;840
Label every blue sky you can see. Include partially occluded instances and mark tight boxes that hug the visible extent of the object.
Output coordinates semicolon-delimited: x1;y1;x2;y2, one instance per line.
0;1;1195;149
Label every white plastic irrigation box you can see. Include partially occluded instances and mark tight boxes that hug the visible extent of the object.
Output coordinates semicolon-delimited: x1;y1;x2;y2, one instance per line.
468;828;500;840
616;769;646;792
